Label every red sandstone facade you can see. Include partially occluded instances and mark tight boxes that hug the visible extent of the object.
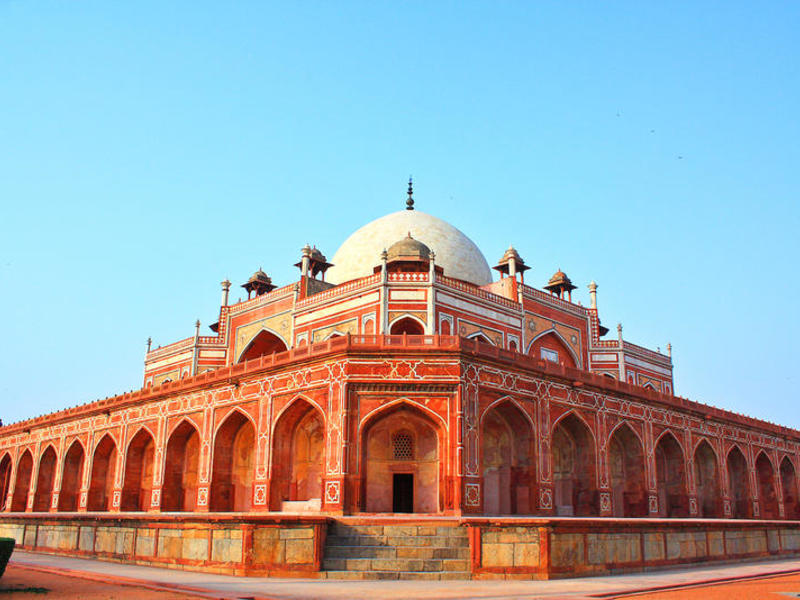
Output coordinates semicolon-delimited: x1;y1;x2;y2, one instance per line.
0;201;797;525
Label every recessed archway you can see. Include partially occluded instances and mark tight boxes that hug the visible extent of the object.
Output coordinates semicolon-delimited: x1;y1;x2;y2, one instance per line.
0;453;11;511
361;402;442;513
238;330;288;363
755;452;779;519
270;399;325;511
781;457;799;520
480;400;534;514
12;450;33;512
210;410;255;512
654;432;688;517
121;428;155;511
161;420;201;512
727;446;751;518
694;440;721;517
33;446;57;512
552;413;598;516
528;331;577;368
88;435;117;511
608;424;647;517
389;317;424;336
58;441;85;512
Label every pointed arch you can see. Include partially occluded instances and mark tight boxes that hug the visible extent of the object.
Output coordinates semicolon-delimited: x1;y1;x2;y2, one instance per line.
11;450;33;512
727;445;751;518
121;427;155;511
389;315;425;336
467;331;495;345
527;329;579;368
755;451;779;519
210;409;256;511
780;456;799;520
360;399;444;513
270;398;326;510
58;440;85;512
0;452;11;511
694;439;721;517
480;398;534;514
608;422;647;517
654;431;688;517
237;328;288;363
88;434;117;511
33;445;58;512
552;411;598;516
162;419;201;512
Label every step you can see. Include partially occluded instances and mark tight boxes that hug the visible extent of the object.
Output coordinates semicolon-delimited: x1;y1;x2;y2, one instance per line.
322;557;470;573
329;523;464;537
323;570;471;581
325;534;469;548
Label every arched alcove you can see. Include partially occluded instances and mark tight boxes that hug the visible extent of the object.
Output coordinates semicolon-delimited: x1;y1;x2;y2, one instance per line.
270;399;325;510
552;413;598;516
480;400;533;514
608;424;647;517
755;452;779;519
0;454;12;511
210;411;255;511
694;441;721;517
727;446;751;518
58;441;85;512
781;457;799;519
121;428;155;511
529;332;577;368
654;433;688;517
238;330;288;363
33;446;57;512
88;435;117;511
162;420;200;512
361;402;442;513
389;317;424;336
12;450;33;512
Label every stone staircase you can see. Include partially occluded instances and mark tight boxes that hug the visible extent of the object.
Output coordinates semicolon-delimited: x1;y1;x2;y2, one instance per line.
322;520;471;580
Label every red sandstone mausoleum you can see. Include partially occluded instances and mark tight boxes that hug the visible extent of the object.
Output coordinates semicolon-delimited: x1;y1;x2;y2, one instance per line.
1;184;799;579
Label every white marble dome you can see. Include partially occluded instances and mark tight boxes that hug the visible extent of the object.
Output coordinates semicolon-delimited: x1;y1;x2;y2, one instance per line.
327;210;493;286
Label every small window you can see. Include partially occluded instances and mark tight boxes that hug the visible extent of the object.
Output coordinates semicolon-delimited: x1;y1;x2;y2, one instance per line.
541;348;559;363
392;433;414;460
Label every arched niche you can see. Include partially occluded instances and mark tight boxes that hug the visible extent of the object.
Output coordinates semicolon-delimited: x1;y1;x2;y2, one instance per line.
238;330;288;363
694;440;721;517
270;399;325;511
0;454;12;511
608;424;647;517
121;428;155;511
33;446;57;512
389;317;424;336
755;452;779;519
528;331;577;368
654;432;688;517
781;457;799;520
552;413;598;516
11;450;33;512
162;420;200;512
480;400;534;514
88;435;117;511
58;441;85;512
210;410;255;512
727;446;751;518
361;402;442;513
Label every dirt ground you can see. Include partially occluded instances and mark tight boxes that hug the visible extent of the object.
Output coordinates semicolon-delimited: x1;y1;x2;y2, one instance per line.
0;564;204;598
619;571;800;600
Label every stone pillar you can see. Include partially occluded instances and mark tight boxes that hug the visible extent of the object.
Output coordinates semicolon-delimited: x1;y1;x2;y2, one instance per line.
645;423;659;516
26;441;41;512
588;281;598;310
322;380;346;513
148;415;167;513
196;405;215;512
220;279;231;307
597;413;612;517
536;394;554;515
252;392;272;510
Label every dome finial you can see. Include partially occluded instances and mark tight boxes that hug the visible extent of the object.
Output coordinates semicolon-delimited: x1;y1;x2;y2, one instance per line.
406;176;414;210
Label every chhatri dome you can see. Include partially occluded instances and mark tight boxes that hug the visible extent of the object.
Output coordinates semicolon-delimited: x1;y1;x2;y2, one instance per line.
326;181;493;286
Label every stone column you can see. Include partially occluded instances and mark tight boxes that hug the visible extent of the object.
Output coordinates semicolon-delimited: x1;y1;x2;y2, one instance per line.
597;413;612;517
195;405;215;512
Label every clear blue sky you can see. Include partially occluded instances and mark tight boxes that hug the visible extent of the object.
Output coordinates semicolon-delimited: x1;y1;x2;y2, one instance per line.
1;2;798;427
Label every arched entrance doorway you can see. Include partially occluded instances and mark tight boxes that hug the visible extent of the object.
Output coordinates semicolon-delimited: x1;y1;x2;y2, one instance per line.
361;403;441;513
58;441;85;512
0;454;11;511
33;446;57;512
239;330;287;362
608;424;647;517
654;433;688;517
88;435;117;511
727;446;751;518
781;457;799;519
480;400;533;514
270;399;325;511
756;452;779;519
389;317;424;336
121;428;155;511
552;413;598;516
694;440;721;517
210;410;255;512
11;450;33;512
162;420;200;512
